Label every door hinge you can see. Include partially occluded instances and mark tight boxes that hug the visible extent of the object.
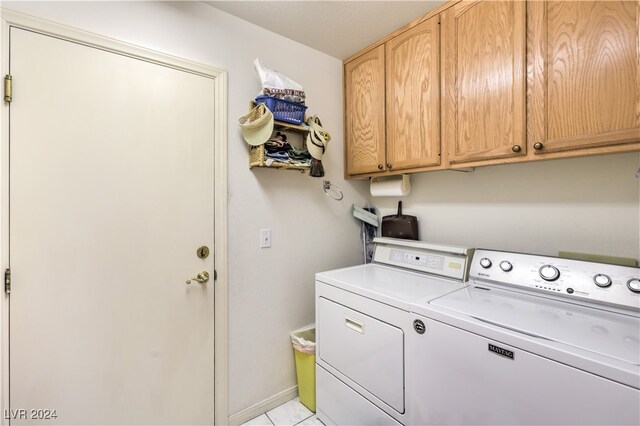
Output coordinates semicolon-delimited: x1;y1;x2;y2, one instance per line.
213;270;217;281
4;75;12;103
4;268;11;294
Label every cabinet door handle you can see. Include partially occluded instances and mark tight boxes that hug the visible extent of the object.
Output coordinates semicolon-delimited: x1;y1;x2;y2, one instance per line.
512;145;522;153
345;317;365;334
377;164;384;170
533;142;544;151
386;163;393;170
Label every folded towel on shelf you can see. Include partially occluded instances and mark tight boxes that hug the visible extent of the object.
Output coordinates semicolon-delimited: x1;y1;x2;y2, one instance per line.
288;146;311;160
265;150;289;161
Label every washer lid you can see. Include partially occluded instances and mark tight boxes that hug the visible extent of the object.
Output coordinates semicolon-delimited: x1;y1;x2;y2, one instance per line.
428;286;640;365
316;263;466;311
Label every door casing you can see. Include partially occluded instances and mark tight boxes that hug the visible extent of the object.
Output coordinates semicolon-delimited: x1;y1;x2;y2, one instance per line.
0;9;229;425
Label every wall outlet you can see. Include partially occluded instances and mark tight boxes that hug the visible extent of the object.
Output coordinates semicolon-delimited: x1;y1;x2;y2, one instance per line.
260;229;272;248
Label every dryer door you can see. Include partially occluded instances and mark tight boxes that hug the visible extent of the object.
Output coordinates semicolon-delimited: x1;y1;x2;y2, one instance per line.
318;297;404;412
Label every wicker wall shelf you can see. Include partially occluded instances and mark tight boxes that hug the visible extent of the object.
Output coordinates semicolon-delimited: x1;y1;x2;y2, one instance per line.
248;101;311;172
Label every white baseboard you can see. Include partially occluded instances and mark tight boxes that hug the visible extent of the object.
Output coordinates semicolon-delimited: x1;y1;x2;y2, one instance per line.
227;386;298;425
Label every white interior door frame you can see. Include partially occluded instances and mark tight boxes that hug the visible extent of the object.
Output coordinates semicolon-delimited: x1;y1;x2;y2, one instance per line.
0;9;229;425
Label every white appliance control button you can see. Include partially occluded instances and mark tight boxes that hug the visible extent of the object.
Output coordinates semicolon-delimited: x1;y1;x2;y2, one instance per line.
539;265;560;281
499;261;513;272
480;258;492;268
627;278;640;293
593;274;612;288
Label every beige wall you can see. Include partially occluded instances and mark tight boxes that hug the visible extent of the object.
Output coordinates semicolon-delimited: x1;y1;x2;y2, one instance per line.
3;2;639;424
2;1;368;420
372;153;640;261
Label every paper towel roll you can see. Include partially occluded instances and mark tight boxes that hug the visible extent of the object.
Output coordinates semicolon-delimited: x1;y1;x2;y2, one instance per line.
370;174;411;197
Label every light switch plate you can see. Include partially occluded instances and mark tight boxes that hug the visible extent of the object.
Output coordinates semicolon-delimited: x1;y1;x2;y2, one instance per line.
260;229;272;248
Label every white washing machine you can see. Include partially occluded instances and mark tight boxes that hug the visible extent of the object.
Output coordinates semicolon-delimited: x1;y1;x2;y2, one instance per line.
408;249;640;425
315;238;474;425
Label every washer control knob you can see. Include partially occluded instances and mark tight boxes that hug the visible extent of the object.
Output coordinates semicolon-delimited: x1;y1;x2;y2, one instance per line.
539;265;560;281
480;258;492;269
499;261;513;272
627;278;640;293
593;274;612;288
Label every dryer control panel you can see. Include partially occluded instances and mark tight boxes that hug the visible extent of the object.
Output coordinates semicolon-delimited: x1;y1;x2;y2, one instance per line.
470;249;640;311
373;237;474;281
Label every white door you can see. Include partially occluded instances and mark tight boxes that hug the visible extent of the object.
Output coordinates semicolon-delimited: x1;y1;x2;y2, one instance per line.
8;27;216;425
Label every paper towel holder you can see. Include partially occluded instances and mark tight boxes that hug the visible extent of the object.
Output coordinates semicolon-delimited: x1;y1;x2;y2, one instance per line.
370;174;411;197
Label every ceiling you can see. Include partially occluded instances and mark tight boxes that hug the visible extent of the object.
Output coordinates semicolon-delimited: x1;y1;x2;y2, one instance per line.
205;1;446;60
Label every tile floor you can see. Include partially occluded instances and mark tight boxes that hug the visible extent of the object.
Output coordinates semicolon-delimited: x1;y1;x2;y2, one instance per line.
241;398;324;426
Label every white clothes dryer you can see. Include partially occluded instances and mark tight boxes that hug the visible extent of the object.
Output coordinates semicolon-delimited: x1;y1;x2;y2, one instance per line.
315;238;474;425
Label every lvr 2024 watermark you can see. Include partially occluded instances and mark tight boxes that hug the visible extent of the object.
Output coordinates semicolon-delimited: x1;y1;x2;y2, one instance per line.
4;409;58;420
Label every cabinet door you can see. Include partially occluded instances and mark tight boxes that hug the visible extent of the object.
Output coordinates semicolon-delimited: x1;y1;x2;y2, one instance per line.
386;16;440;171
529;1;639;154
345;45;386;176
443;0;527;165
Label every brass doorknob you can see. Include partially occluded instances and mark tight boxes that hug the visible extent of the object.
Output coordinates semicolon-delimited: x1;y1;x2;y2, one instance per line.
512;145;522;153
533;142;544;151
186;271;210;285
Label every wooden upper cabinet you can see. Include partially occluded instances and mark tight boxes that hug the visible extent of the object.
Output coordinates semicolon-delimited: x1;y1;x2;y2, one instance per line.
345;45;386;176
442;0;527;165
528;1;640;154
386;16;441;171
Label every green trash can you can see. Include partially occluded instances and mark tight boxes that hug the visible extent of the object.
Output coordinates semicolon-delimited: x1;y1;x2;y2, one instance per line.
290;325;316;412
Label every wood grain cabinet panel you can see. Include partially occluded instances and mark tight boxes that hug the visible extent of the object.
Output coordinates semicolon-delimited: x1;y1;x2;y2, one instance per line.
528;0;640;154
344;0;638;178
344;45;386;176
443;0;527;165
386;16;441;170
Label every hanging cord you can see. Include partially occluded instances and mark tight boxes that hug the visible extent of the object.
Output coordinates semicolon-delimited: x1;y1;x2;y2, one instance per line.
362;206;378;263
